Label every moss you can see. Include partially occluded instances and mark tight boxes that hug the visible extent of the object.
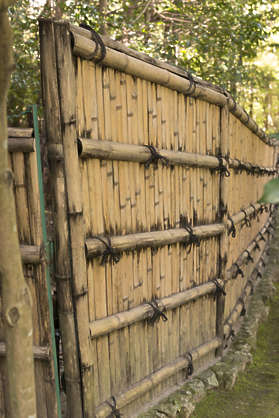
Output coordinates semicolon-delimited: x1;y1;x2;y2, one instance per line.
191;283;279;418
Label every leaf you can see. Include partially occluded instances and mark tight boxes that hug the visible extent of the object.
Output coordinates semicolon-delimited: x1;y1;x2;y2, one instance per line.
258;178;279;203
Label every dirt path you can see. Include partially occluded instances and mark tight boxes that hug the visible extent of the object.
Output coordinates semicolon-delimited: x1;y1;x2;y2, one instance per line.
192;281;279;418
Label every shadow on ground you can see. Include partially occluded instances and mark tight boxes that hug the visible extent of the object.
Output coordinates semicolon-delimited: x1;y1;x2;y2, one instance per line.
192;260;279;417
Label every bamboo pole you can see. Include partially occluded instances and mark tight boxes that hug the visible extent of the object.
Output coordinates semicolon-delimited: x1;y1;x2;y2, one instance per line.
70;29;226;108
217;103;229;357
95;337;221;417
8;137;35;153
78;137;220;169
54;21;94;416
20;244;41;264
86;223;225;257
0;342;49;361
39;19;83;417
7;127;33;138
90;281;217;338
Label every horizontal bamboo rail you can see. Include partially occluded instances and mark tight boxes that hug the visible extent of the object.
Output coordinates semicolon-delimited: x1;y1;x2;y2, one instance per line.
20;244;41;264
223;256;266;339
8;127;33;138
0;342;49;361
77;138;219;168
50;139;276;176
70;26;226;108
226;217;271;281
95;337;221;417
90;281;217;338
228;203;269;229
228;158;276;176
8;136;35;153
69;24;273;146
86;224;225;257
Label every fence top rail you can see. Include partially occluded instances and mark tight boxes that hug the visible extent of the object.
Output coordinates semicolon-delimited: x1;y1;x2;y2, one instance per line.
53;20;277;148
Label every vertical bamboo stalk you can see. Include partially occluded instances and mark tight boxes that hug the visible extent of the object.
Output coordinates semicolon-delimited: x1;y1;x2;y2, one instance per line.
39;19;83;417
217;103;230;356
53;22;95;416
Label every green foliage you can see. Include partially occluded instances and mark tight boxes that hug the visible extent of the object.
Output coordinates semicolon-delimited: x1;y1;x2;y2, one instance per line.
258;178;279;203
7;0;279;129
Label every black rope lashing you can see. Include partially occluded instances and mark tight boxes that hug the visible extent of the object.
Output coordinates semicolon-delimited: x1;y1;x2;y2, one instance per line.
144;145;169;169
224;326;235;349
147;299;168;324
185;72;197;95
250;204;258;220
260;257;266;268
256;268;262;280
240;298;246;317
241;209;251;228
212;278;226;297
234;158;244;174
79;23;107;63
217;156;230;177
244;249;254;264
106;396;122;418
92;236;121;265
186;352;194;376
248;279;254;295
180;215;200;253
228;215;236;238
232;263;244;279
258;232;266;242
253;239;260;252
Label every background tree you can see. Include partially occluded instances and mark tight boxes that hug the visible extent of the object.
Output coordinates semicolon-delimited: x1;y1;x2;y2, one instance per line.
8;0;279;134
0;0;37;416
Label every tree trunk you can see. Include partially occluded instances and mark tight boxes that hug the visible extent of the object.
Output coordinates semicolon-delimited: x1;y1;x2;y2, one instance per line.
99;0;108;35
0;2;37;417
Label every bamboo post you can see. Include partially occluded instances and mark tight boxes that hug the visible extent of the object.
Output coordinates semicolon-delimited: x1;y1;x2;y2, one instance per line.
53;21;95;416
217;103;230;356
39;19;83;417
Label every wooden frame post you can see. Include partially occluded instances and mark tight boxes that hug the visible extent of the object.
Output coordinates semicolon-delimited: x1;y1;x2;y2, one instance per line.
39;19;83;417
216;103;230;357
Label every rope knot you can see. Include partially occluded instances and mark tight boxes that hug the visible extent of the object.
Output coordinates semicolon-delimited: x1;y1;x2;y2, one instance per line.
144;145;169;169
106;396;122;418
180;215;200;253
147;299;168;324
228;215;236;238
92;236;121;265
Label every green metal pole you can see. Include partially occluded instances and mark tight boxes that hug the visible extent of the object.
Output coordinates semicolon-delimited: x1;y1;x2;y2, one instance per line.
32;104;62;418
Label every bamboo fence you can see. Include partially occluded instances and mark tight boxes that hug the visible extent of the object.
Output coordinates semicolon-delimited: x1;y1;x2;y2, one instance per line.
40;19;278;417
0;128;58;417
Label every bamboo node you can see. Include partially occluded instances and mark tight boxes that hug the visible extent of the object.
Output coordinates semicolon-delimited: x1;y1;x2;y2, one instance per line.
144;145;169;169
147;299;168;324
106;396;122;418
